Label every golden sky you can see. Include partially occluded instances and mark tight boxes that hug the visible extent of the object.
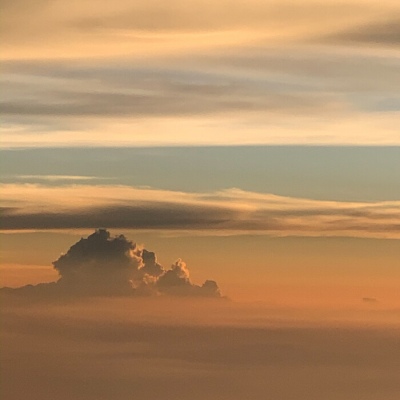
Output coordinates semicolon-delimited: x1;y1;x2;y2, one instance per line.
1;0;400;146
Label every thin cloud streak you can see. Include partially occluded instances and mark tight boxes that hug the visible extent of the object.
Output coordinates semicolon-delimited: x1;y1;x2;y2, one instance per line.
1;184;399;238
16;175;103;182
325;17;400;46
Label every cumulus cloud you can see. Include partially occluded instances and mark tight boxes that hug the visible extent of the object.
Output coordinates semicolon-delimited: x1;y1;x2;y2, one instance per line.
1;229;221;299
140;249;164;278
155;258;220;297
53;229;141;295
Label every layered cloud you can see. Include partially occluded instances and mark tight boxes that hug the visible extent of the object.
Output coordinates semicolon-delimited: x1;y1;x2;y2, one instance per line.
1;1;400;147
2;229;221;298
2;47;400;147
3;0;399;59
1;184;399;239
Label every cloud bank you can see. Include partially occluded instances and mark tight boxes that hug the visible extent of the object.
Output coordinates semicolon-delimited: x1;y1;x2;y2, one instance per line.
1;184;400;239
3;299;400;400
1;229;221;298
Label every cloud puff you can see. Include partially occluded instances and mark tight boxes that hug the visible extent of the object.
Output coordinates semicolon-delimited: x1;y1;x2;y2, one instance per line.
1;229;221;299
53;229;142;295
140;249;164;278
155;258;220;297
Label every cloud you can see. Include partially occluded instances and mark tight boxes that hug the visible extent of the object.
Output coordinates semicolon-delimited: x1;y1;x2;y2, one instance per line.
362;297;378;303
325;17;400;46
155;258;220;297
2;39;400;148
53;229;142;295
1;184;400;239
2;296;400;400
4;1;398;53
4;44;399;124
140;249;164;277
71;0;369;34
2;1;400;148
1;229;221;298
15;175;104;182
0;62;345;121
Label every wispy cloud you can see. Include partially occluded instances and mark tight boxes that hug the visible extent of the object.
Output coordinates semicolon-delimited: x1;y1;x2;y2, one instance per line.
1;1;400;147
324;17;400;46
2;184;399;238
2;51;400;147
16;175;103;182
3;0;399;60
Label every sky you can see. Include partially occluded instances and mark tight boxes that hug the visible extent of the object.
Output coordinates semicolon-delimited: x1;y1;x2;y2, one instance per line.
1;0;400;147
1;146;399;304
1;1;400;399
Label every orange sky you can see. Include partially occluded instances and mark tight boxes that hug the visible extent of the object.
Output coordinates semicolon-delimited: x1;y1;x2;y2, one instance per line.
1;230;399;308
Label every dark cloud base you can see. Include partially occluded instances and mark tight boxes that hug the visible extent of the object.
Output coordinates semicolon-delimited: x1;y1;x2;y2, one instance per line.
0;203;235;230
1;229;222;300
2;201;400;236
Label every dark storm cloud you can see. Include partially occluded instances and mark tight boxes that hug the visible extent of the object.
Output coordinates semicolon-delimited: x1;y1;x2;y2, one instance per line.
1;229;221;298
